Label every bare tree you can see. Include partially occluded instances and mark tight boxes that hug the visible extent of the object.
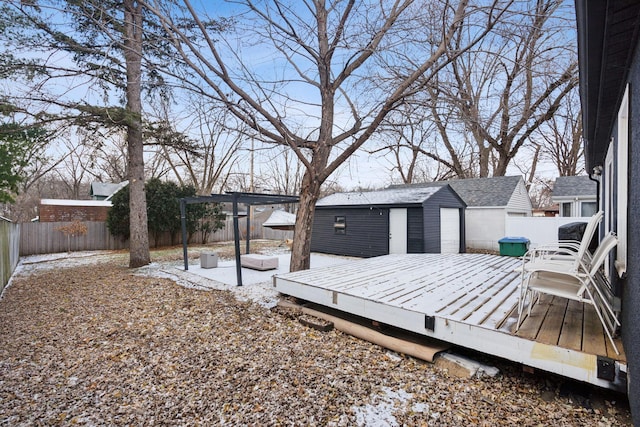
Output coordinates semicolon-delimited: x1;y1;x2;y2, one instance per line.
54;136;93;199
145;0;510;271
149;96;245;195
84;132;130;183
511;87;582;198
15;136;68;197
537;89;584;176
528;177;554;209
419;0;577;178
370;104;459;184
260;147;304;212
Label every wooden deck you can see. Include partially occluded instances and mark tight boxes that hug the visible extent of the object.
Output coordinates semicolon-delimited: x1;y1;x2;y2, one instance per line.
273;253;627;392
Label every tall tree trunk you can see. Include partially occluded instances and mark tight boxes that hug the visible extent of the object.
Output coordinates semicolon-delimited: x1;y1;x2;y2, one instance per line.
290;170;323;272
124;0;150;268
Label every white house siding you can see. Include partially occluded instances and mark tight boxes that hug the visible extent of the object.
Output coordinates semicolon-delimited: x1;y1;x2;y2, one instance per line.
464;207;505;251
504;216;591;249
454;177;532;251
506;180;533;215
464;181;531;251
469;214;591;252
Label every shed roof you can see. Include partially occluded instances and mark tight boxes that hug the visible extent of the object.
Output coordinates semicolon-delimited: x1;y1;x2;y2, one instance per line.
446;176;523;207
316;184;446;207
552;176;597;198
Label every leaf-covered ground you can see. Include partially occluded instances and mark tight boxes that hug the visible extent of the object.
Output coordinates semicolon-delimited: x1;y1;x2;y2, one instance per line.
0;245;633;426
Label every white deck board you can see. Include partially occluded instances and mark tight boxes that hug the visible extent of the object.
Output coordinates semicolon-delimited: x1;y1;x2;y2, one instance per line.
273;253;627;392
276;254;523;328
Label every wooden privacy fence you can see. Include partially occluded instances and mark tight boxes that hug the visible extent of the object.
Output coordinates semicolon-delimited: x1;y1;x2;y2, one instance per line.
20;221;127;255
19;218;294;256
1;219;20;294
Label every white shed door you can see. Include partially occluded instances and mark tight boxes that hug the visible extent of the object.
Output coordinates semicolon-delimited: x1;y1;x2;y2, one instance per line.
440;208;460;254
389;208;407;254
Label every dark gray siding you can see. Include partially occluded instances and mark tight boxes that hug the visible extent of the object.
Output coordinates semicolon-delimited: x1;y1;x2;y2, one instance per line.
622;39;639;417
311;208;389;257
407;208;424;253
422;186;466;253
311;185;465;257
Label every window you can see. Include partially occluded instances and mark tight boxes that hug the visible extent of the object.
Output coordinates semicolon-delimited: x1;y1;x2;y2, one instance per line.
561;203;572;217
334;216;346;234
580;201;597;217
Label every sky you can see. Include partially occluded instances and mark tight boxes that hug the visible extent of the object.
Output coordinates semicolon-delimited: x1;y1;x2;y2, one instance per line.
2;0;576;195
199;0;576;191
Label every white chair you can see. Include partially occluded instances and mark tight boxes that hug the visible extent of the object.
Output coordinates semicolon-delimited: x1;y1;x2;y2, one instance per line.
516;210;603;275
516;232;620;354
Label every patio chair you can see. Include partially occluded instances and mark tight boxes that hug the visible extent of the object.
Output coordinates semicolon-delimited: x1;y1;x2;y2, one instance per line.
516;232;620;354
515;210;603;275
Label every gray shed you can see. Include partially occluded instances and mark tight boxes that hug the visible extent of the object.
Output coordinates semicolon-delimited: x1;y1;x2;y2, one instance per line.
311;183;466;258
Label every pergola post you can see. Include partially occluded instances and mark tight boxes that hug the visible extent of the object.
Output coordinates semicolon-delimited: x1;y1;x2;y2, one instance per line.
180;199;188;271
246;204;251;255
232;192;243;286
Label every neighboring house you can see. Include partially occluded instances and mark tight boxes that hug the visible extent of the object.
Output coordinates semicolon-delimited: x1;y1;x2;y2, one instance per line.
36;182;126;222
89;181;128;201
446;176;533;251
39;199;112;222
576;0;640;420
532;204;559;217
551;176;597;217
311;183;465;258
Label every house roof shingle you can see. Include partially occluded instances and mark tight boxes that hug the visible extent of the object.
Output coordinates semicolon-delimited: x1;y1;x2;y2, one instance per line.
387;176;524;207
446;176;522;207
552;176;597;198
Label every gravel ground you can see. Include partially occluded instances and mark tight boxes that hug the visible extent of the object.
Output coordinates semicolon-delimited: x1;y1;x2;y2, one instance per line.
0;244;633;426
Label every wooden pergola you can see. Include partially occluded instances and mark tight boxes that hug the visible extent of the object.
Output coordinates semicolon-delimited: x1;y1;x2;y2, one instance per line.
179;192;299;286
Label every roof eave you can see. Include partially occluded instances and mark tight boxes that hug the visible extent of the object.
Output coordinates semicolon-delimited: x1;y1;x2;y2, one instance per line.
576;0;640;171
